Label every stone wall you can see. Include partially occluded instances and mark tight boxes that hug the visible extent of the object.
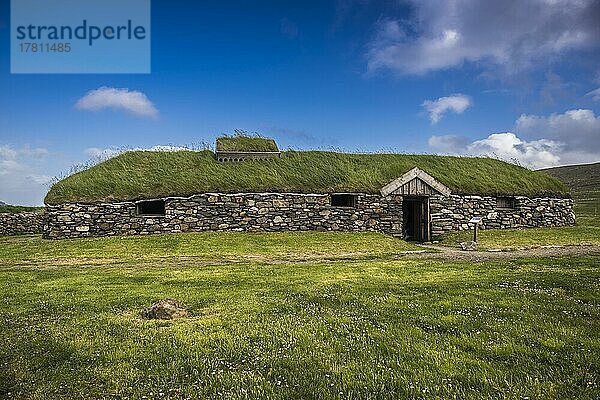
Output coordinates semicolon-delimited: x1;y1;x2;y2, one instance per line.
430;195;575;238
43;192;575;240
44;192;404;239
0;211;45;235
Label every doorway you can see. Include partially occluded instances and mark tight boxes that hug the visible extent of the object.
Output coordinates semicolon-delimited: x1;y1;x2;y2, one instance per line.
402;197;430;242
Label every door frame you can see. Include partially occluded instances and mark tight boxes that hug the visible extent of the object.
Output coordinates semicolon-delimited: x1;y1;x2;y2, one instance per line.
402;196;431;242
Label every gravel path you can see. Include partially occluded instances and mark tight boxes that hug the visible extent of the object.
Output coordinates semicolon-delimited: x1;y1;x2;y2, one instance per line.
399;244;600;261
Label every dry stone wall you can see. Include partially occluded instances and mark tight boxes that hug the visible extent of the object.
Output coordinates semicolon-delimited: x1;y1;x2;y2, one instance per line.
430;195;575;237
44;193;404;239
0;212;45;235
43;192;575;240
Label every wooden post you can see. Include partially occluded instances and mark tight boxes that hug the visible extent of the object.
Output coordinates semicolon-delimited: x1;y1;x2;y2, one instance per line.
473;223;477;243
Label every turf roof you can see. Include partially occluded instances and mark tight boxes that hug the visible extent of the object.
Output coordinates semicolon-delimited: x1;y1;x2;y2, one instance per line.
216;136;278;152
44;150;569;204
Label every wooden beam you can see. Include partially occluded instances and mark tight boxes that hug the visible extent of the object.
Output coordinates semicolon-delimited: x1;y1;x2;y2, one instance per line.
380;167;451;197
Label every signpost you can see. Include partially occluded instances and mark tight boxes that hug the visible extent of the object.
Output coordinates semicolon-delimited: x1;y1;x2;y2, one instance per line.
469;217;483;242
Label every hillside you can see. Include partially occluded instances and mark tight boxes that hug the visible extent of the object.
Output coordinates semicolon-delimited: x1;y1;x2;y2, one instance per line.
541;162;600;192
45;150;569;204
0;204;44;213
542;162;600;217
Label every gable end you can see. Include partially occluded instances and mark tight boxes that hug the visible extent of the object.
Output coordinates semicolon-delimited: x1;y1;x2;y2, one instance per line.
380;167;452;197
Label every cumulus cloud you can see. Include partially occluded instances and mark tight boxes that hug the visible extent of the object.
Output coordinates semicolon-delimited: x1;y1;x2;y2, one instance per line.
469;133;562;168
429;132;563;169
428;108;600;168
586;87;600;101
75;87;158;118
422;94;471;124
0;145;52;206
367;0;600;75
516;109;600;156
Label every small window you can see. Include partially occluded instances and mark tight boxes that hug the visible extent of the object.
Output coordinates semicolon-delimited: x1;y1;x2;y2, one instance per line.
496;197;516;210
331;194;358;207
136;200;166;216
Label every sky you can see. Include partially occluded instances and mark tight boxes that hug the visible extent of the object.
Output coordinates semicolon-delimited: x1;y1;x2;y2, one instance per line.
1;0;600;205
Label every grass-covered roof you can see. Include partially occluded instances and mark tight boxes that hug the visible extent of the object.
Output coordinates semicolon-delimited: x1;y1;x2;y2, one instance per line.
45;150;569;204
216;135;278;152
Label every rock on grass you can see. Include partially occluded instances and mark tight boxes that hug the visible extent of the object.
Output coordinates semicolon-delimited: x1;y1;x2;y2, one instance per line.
141;298;188;320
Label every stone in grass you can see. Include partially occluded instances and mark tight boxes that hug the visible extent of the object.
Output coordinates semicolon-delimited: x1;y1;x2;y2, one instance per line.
141;298;188;320
460;241;478;251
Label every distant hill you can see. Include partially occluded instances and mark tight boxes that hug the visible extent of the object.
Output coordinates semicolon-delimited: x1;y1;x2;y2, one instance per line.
0;204;44;214
541;162;600;192
541;162;600;218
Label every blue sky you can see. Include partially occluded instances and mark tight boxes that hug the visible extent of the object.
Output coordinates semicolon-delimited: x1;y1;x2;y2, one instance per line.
1;0;600;205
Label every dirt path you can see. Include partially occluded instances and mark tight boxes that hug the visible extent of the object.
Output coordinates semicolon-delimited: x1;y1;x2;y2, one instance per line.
399;244;600;261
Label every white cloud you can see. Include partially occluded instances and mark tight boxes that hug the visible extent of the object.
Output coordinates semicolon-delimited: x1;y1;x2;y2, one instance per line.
84;147;122;160
145;145;190;152
429;132;563;169
586;87;600;101
367;0;600;75
516;109;600;154
83;145;191;162
422;94;471;124
0;145;52;206
75;87;158;118
468;133;562;168
428;108;600;168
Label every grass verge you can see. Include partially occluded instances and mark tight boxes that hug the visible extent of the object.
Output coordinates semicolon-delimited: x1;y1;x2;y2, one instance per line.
440;223;600;250
0;231;422;263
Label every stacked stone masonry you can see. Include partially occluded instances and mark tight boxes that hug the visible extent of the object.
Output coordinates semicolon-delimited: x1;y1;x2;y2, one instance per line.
0;212;45;235
42;192;575;239
430;195;575;237
43;193;404;239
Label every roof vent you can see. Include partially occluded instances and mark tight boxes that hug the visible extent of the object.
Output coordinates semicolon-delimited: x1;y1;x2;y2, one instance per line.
215;131;280;162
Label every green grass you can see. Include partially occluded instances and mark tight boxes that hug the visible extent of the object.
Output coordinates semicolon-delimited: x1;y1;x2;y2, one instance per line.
216;135;279;152
0;231;421;263
573;190;600;218
0;205;44;214
1;251;598;399
441;223;600;250
45;150;568;204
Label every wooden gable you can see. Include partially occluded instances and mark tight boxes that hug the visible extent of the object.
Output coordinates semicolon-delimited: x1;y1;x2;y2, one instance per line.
380;167;451;197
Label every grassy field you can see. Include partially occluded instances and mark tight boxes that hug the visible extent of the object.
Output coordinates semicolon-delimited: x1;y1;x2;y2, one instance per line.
0;231;421;264
440;219;600;250
1;240;599;399
45;150;567;204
